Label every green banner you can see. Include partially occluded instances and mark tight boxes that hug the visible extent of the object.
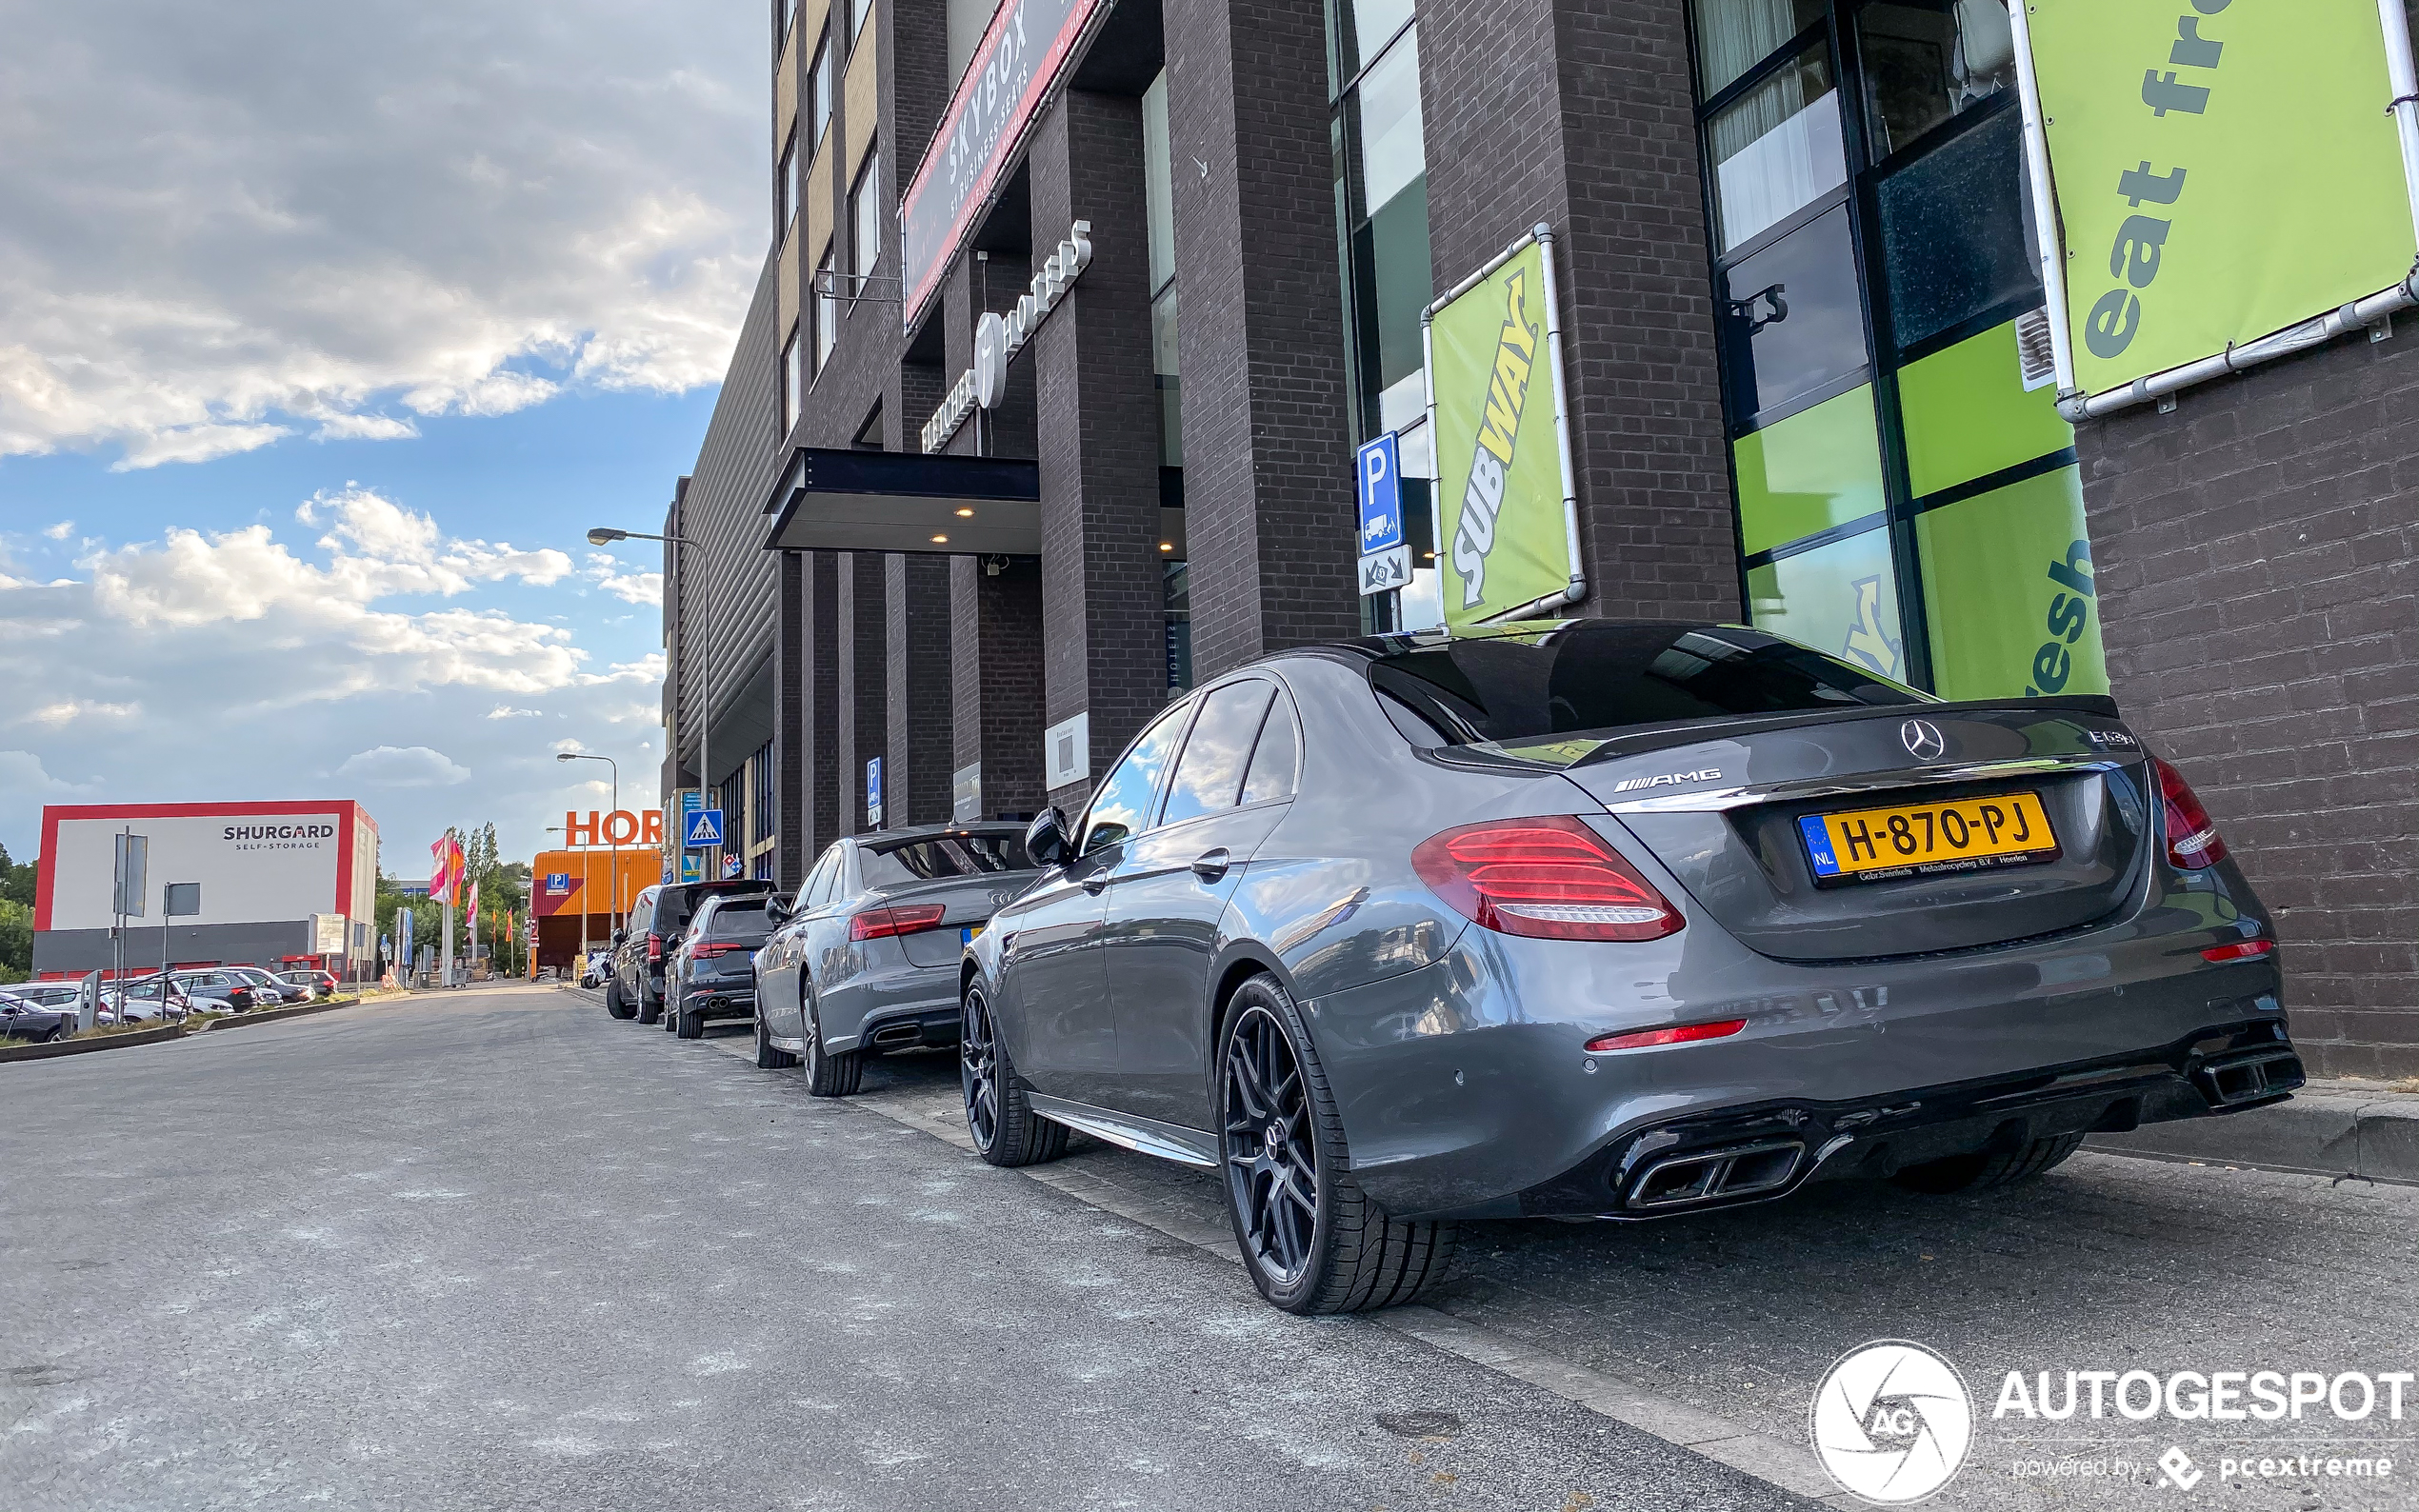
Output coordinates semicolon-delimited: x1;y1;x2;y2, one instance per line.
2029;0;2417;395
1916;465;2109;703
1431;239;1569;628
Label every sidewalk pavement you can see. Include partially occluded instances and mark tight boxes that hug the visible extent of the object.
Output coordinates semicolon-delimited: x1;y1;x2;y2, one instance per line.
2088;1077;2419;1185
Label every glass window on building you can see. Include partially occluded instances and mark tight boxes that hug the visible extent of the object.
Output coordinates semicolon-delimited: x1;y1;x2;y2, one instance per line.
750;742;775;846
1164;559;1192;692
851;148;882;282
782;323;803;433
1689;0;2100;702
810;29;833;145
778;129;798;241
1143;72;1182;469
1328;0;1438;634
814;244;836;371
850;0;873;45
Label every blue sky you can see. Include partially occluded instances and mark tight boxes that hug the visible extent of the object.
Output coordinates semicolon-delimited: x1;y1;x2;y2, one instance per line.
0;1;767;875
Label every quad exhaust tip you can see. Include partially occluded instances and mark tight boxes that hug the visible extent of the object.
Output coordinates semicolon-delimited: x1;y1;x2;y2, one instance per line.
1625;1138;1806;1211
2196;1048;2305;1108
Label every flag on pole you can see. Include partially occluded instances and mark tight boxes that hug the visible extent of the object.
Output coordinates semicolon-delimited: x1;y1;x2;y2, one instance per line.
467;876;479;920
427;834;467;904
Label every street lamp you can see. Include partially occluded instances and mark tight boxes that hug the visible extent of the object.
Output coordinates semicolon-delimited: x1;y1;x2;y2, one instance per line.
556;751;620;943
587;523;709;880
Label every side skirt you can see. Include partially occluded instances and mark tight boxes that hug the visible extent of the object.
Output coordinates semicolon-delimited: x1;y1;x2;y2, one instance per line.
1025;1093;1218;1169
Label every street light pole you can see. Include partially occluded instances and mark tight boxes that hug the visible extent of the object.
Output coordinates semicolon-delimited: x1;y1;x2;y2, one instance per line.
556;751;621;947
588;524;700;884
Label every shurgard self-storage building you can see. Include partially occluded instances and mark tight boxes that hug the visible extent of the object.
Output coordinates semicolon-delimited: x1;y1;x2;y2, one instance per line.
652;0;2419;1077
32;801;379;978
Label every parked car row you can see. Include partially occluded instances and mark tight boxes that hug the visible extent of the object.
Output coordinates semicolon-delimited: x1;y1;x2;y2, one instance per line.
602;621;2305;1318
0;964;330;1040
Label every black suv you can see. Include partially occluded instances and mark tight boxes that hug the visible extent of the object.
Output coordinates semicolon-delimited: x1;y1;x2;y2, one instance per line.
604;878;774;1024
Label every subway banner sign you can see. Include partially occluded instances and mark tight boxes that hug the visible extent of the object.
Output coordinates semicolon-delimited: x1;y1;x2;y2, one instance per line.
2023;0;2419;397
897;0;1105;331
1429;235;1573;631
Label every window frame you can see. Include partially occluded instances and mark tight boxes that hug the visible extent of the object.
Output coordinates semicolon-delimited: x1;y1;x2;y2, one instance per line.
1155;677;1279;830
810;27;833;145
850;145;883;285
777;127;798;239
1237;686;1303;808
814;244;837;371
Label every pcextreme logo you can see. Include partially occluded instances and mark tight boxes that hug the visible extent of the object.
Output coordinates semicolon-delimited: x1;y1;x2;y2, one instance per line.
1448;267;1542;612
1811;1340;1974;1503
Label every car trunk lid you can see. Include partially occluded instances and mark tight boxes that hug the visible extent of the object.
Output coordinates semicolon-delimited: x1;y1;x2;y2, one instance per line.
1561;701;2154;961
876;873;1040;967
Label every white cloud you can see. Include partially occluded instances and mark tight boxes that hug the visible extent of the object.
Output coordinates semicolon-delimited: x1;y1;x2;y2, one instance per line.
20;700;139;727
43;520;72;540
311;413;418;443
0;509;663;863
337;746;471;788
0;750;98;798
585;552;664;607
0;3;763;468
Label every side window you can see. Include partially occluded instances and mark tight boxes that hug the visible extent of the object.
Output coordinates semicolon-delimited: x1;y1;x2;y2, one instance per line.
1162;680;1277;826
807;849;843;908
1240;691;1300;806
1080;703;1192;855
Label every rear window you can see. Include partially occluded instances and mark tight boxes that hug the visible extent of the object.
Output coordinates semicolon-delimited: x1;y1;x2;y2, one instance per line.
1369;623;1926;750
700;900;771;942
860;831;1031;887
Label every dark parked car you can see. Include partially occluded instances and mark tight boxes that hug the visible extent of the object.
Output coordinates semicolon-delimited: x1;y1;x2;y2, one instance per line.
753;826;1041;1092
0;991;72;1043
279;969;339;999
959;621;2298;1315
226;965;310;1005
661;895;778;1040
605;879;775;1024
169;970;262;1012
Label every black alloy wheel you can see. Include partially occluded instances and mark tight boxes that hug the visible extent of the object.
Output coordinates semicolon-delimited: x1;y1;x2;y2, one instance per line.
1223;1004;1319;1288
754;1007;797;1068
960;984;1064;1166
1215;973;1457;1315
801;996;864;1098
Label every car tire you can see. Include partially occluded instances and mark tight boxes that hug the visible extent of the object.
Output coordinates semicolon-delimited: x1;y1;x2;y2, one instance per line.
1218;972;1456;1315
754;1009;799;1069
635;986;661;1026
801;997;865;1098
675;1005;704;1040
961;982;1064;1166
604;981;635;1021
1891;1131;2088;1195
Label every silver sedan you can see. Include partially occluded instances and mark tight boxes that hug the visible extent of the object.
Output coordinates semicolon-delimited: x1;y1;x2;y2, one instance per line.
751;825;1042;1094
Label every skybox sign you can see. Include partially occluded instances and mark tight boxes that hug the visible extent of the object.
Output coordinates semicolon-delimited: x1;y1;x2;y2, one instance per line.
897;0;1107;331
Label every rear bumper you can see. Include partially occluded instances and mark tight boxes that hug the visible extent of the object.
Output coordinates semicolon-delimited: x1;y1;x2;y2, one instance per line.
1307;879;2290;1220
683;984;756;1021
1509;1019;2301;1220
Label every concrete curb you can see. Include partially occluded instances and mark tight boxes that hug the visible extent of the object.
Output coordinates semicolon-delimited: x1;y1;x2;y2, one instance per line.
2087;1080;2419;1185
0;1023;187;1062
193;997;362;1032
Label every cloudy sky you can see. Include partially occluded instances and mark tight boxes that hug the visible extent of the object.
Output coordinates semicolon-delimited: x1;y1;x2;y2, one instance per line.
0;2;767;876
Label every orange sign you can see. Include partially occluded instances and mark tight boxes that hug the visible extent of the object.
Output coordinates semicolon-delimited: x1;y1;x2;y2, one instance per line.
532;847;660;919
564;809;664;847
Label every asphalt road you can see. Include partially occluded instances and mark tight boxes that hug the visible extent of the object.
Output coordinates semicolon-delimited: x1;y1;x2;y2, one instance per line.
1;986;1813;1512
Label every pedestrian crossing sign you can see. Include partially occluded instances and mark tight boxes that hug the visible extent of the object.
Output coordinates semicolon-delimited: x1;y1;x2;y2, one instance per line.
683;807;725;848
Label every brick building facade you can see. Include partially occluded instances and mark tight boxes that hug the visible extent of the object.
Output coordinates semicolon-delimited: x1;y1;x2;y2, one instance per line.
660;0;2419;1076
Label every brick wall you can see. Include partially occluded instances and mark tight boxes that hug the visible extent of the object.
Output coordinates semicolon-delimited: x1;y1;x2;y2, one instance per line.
885;552;954;826
2077;326;2419;1079
950;554;1048;820
1417;0;1738;622
1029;90;1169;809
1165;0;1359;677
803;550;842;860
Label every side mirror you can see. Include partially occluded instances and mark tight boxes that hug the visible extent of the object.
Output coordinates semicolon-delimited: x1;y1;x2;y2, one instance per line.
765;894;792;924
610;929;626;946
1025;806;1070;869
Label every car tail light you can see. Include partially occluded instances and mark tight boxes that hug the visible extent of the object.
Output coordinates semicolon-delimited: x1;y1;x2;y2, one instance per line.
647;932;664;964
2201;939;2274;964
1410;816;1684;942
1585;1019;1748;1053
692;943;747;959
850;904;950;942
2153;757;2228;869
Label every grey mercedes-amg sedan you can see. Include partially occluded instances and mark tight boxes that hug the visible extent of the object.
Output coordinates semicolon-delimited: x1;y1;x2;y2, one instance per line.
959;621;2301;1315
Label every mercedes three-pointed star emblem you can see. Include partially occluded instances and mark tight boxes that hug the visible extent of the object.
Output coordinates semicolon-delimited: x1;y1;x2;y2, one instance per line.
1900;718;1947;761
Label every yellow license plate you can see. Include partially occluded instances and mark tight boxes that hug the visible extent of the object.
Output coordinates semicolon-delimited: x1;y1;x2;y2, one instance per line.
1798;791;2058;882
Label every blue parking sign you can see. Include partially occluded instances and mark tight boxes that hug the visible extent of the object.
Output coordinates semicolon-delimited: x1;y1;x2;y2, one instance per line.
683;806;724;848
1356;432;1404;554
